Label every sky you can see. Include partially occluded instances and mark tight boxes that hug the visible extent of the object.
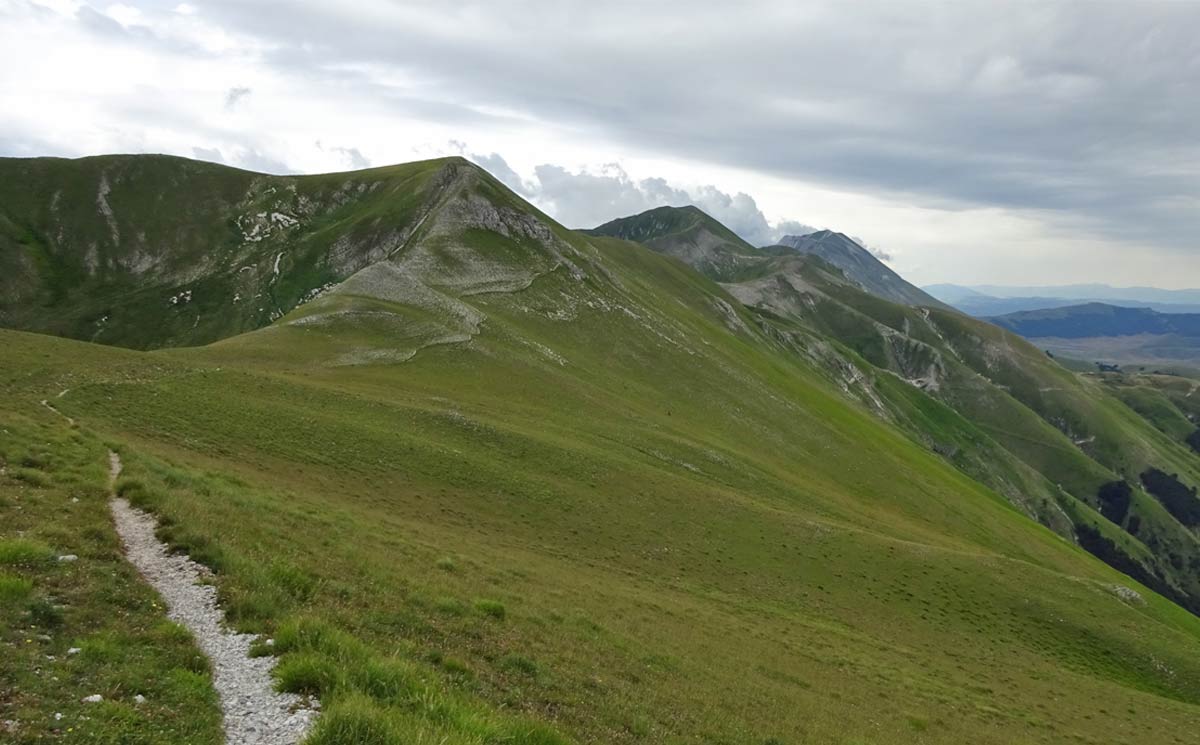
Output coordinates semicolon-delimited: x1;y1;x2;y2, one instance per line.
2;0;1198;288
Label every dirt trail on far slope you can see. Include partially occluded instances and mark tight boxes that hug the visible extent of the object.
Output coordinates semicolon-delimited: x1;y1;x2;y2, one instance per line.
107;451;317;744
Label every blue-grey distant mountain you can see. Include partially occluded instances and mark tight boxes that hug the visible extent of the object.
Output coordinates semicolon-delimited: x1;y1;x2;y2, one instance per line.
990;303;1200;339
969;284;1200;304
926;283;1200;316
777;230;949;308
989;303;1200;365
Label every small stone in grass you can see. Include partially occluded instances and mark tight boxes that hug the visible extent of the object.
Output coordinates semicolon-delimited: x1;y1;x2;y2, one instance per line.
133;694;146;704
81;694;102;704
67;647;81;655
57;555;78;562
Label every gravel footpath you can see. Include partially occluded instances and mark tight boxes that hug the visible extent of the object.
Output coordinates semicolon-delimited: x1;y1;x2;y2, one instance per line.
108;452;318;744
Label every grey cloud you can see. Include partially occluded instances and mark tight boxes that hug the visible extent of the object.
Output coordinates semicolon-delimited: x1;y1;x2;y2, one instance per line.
529;163;674;228
316;141;371;170
192;146;224;164
851;237;893;263
775;221;819;242
224;86;251;110
187;0;1200;254
688;186;778;247
470;152;529;194
472;153;814;246
74;5;126;36
335;146;370;170
233;148;291;175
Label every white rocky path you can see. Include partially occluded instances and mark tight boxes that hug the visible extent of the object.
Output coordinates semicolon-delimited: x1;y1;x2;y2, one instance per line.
107;451;318;744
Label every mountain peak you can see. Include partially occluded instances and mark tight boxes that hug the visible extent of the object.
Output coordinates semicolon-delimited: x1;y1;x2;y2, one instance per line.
0;152;582;349
777;231;946;308
587;204;762;280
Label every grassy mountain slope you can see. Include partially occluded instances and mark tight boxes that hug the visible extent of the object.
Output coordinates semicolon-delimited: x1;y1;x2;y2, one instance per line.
0;154;475;349
1097;372;1200;451
605;206;1200;615
4;156;1200;743
587;205;767;281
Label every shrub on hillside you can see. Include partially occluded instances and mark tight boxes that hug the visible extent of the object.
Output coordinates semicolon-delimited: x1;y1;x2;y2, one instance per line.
1140;468;1200;527
1072;523;1199;615
1187;429;1200;455
1096;480;1132;525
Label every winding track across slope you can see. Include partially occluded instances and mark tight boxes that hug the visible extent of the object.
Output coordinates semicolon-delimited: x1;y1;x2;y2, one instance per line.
107;451;318;744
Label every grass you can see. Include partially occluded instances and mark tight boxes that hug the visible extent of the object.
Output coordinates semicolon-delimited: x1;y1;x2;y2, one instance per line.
0;416;222;744
755;260;1200;609
0;538;55;566
5;241;1200;743
0;153;450;350
473;599;507;620
4;154;1200;743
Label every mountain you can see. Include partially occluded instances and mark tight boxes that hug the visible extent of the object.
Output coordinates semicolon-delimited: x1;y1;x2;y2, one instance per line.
991;303;1200;339
990;303;1200;366
586;204;764;281
922;283;989;303
4;155;1200;745
776;230;949;308
969;283;1200;305
590;208;948;308
598;204;1200;619
0;153;534;349
925;285;1200;317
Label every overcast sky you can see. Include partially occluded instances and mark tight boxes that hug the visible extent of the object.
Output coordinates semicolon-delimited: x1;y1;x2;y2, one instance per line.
2;1;1198;287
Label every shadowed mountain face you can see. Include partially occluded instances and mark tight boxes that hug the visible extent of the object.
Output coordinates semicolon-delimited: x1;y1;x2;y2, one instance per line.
5;156;1200;744
991;303;1200;339
990;303;1200;366
777;230;948;308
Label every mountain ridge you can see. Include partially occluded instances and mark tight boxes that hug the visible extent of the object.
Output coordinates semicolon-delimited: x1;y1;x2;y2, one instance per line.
776;230;949;308
586;204;763;281
5;153;1200;744
0;153;585;350
591;202;1200;618
926;284;1200;316
991;302;1200;339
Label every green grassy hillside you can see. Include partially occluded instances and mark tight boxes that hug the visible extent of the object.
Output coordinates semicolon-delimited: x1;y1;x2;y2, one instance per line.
603;207;1200;616
587;205;766;281
0;154;473;349
4;156;1200;744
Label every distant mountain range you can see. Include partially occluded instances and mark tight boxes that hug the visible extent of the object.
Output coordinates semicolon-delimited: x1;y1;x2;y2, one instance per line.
990;303;1200;340
926;283;1200;316
989;303;1200;366
592;209;947;309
